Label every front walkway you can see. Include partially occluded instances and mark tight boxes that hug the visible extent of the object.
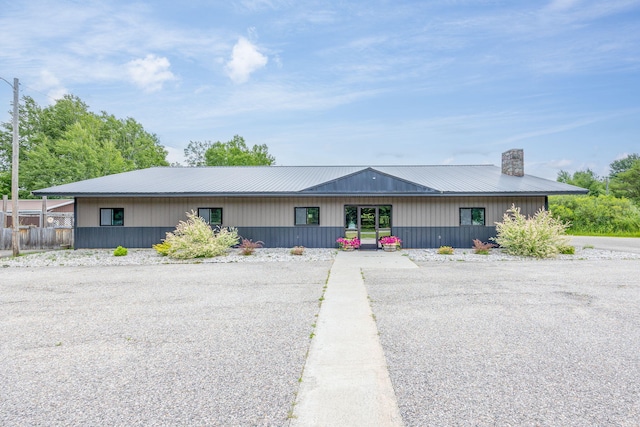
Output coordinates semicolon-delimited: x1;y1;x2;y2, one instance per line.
291;250;417;427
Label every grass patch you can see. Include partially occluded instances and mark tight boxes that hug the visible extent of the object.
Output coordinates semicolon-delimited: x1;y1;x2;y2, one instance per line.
566;231;640;238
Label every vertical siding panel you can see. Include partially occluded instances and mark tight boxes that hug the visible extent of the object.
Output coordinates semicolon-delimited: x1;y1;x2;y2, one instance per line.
77;195;545;246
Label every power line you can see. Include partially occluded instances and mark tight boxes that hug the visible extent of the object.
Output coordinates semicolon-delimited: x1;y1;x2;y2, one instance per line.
1;77;63;104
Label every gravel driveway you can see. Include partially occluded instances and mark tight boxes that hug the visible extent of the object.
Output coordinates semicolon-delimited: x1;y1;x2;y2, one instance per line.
366;258;640;426
1;262;330;426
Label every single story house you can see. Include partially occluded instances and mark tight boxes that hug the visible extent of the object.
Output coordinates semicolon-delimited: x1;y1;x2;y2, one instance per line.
1;197;74;228
32;149;587;249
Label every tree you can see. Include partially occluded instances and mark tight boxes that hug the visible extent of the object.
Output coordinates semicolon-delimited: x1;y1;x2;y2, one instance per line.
610;154;640;178
204;135;275;166
184;140;213;166
0;94;168;197
99;114;167;170
21;116;127;190
0;171;9;195
610;159;640;205
557;168;605;196
550;195;640;234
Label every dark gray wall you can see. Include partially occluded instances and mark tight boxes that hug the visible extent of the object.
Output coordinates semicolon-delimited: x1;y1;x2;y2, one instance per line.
394;226;497;248
303;169;436;193
236;227;344;248
76;227;174;249
75;225;496;249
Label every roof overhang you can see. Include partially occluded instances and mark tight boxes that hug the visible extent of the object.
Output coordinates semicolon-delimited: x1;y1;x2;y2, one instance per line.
34;190;587;198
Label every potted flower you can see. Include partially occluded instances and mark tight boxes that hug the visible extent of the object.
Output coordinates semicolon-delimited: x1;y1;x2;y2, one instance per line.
336;237;360;251
379;236;402;251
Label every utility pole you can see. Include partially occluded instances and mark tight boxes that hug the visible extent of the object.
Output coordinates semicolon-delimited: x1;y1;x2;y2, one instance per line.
0;77;19;256
7;78;20;256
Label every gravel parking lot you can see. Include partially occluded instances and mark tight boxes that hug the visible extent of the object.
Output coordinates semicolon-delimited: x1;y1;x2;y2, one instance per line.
366;258;640;427
1;262;330;426
3;245;640;426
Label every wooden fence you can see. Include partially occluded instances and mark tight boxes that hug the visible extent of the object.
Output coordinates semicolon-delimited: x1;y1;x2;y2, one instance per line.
1;210;74;250
0;227;74;250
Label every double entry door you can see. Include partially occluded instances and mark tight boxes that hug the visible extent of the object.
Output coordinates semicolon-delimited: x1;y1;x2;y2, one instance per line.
345;205;392;250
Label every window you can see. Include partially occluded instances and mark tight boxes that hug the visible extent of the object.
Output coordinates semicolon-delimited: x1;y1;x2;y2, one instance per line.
100;208;124;226
295;207;319;225
198;208;222;225
460;208;485;226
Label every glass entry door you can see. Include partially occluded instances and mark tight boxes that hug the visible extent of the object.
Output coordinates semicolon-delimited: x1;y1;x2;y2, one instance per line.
359;207;377;249
345;205;392;250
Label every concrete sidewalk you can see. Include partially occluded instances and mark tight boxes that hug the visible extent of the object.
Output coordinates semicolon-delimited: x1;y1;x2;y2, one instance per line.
291;250;417;427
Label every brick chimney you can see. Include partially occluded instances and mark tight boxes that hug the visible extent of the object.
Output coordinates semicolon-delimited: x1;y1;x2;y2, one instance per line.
502;149;524;177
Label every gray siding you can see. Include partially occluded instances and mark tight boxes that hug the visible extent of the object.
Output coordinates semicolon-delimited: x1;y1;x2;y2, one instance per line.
76;227;174;249
73;195;544;248
302;168;436;193
394;226;497;248
74;226;344;249
237;227;344;248
75;225;495;249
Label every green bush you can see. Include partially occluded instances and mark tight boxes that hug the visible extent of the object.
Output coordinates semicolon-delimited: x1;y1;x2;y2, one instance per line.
113;246;128;256
152;241;171;256
558;245;575;255
437;246;454;255
549;195;640;235
492;204;569;258
160;211;239;259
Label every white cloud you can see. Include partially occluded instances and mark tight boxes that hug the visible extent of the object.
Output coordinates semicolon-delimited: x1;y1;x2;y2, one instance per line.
225;37;268;84
126;54;176;92
37;70;68;102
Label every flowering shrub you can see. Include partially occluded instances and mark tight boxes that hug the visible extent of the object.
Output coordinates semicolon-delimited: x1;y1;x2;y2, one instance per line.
158;210;239;259
239;238;263;255
379;236;402;247
491;204;569;258
472;239;496;255
336;237;360;249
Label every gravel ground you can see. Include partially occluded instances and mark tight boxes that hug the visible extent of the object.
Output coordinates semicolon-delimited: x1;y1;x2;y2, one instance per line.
0;247;337;268
405;246;640;262
365;258;640;426
3;245;638;269
0;261;331;426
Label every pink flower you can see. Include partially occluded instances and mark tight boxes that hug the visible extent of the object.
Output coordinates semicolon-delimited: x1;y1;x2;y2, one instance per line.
379;236;402;246
336;237;360;249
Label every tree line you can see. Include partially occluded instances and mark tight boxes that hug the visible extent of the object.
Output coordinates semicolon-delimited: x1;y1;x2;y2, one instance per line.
0;95;275;198
550;154;640;235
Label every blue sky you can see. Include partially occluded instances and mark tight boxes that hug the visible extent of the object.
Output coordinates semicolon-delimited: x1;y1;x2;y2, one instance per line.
1;0;639;179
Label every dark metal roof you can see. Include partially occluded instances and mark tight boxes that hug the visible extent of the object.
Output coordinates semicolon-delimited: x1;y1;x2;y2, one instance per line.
32;165;588;197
